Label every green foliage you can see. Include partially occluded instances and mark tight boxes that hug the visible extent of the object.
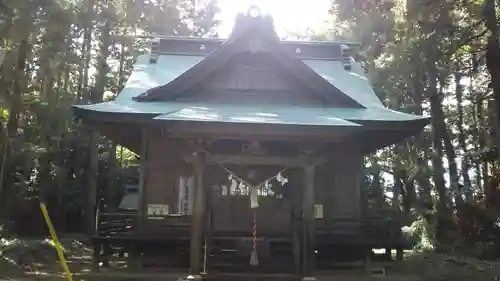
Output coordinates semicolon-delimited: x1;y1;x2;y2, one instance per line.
0;0;220;231
0;0;499;254
403;216;436;251
116;145;137;168
328;0;500;250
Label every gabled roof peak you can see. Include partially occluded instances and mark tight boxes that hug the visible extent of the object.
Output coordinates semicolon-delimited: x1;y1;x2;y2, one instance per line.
231;6;276;34
130;6;363;108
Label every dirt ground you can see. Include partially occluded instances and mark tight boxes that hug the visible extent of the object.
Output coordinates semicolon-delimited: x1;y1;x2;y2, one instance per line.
1;235;500;281
394;251;500;281
0;235;94;281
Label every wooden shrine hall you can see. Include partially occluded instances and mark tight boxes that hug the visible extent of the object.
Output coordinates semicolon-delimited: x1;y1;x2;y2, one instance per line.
73;8;430;281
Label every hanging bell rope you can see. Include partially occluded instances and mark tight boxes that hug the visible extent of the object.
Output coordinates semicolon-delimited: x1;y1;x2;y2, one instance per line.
250;207;259;266
199;148;295;267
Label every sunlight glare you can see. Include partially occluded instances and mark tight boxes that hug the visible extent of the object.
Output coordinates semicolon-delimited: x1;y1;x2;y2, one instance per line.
217;0;332;38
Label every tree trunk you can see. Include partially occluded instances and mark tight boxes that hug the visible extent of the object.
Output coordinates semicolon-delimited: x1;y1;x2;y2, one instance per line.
0;39;5;68
477;99;489;192
7;38;29;137
0;32;31;212
406;35;433;212
106;142;117;211
369;158;385;208
483;0;500;162
392;172;402;212
439;106;463;209
78;0;95;101
455;72;473;202
428;67;449;214
403;176;416;214
105;37;127;211
86;5;112;234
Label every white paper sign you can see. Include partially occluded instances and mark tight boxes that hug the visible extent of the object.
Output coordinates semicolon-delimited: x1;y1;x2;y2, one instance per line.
314;204;324;219
147;204;169;216
250;186;259;209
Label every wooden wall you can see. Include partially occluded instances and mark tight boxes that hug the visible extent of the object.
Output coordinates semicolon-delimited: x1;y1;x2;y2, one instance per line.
176;53;326;106
138;130;363;234
315;144;363;231
141;129;190;228
211;196;292;234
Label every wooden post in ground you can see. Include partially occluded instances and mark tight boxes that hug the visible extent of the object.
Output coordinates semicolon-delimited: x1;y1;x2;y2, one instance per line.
365;248;372;275
396;248;404;261
286;169;302;276
128;127;148;270
86;130;99;235
137;127;148;226
302;164;316;280
203;178;213;274
189;150;206;279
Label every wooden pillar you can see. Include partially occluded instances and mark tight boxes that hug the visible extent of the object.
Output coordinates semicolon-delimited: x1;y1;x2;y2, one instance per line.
137;127;148;226
203;177;213;274
364;249;372;275
86;130;99;235
396;248;403;261
189;151;206;278
287;170;302;276
302;165;316;280
128;127;148;270
106;141;118;211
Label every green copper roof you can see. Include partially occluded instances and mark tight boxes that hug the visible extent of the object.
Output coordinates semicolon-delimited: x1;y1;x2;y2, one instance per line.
303;59;385;108
153;104;360;127
114;54;203;102
113;54;383;108
74;53;428;125
74;99;426;123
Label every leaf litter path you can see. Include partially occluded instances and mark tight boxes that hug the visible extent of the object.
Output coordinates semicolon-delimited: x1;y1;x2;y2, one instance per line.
3;235;494;281
0;235;94;281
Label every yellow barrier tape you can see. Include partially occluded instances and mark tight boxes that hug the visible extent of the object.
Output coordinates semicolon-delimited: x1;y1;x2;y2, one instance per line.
39;202;73;281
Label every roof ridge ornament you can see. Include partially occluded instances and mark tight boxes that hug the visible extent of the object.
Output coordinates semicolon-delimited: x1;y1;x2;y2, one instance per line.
341;44;352;70
230;5;277;40
149;38;159;64
247;5;262;18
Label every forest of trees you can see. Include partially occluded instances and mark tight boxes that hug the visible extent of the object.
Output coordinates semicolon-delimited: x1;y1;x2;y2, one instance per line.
329;0;500;256
0;0;500;259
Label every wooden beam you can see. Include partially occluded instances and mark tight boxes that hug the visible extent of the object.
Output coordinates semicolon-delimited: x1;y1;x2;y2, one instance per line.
190;151;206;277
302;164;316;279
163;122;357;141
165;131;349;142
183;153;327;167
290;169;302;276
204;185;213;274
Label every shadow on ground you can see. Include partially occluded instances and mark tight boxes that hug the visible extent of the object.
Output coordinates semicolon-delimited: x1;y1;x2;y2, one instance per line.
394;251;500;281
2;235;500;281
0;235;93;280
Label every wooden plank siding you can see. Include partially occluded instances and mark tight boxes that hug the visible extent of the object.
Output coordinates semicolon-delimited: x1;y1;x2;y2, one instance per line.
141;130;192;230
138;132;363;236
173;52;352;107
315;145;363;232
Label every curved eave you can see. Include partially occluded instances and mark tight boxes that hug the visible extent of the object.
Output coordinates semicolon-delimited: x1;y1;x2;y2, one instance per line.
72;101;428;123
72;101;429;150
72;103;161;123
153;104;362;140
352;117;431;153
